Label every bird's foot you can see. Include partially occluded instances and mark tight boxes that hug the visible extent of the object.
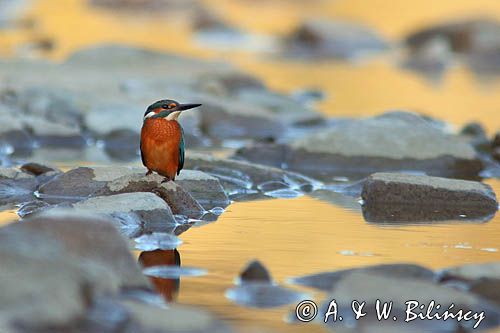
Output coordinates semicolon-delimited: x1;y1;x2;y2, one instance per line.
161;177;172;184
145;170;153;176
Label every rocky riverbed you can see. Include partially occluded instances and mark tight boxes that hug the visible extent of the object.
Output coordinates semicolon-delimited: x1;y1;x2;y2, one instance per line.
2;1;500;331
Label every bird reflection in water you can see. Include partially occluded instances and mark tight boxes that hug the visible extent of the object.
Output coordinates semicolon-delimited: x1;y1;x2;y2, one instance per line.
138;249;181;302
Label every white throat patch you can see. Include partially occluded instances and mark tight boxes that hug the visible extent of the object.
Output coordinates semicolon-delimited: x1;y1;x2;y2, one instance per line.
166;111;181;120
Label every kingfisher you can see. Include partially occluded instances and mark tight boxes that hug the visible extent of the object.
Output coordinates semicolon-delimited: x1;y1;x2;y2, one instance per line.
140;99;202;182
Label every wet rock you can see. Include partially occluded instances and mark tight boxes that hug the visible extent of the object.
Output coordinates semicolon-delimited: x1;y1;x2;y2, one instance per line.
238;260;273;284
321;272;500;332
72;192;177;234
8;209;150;292
176;169;230;209
38;166;143;202
22;115;86;148
0;167;37;207
362;173;497;208
17;200;51;218
226;261;308;308
283;19;388;60
289;263;435;292
95;172;205;218
185;153;319;201
235;112;483;181
361;173;498;224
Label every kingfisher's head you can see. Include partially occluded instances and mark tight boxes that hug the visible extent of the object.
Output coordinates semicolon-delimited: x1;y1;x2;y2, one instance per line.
143;99;202;121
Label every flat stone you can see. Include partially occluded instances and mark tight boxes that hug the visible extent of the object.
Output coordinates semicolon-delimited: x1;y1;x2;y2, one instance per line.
185;153;318;201
362;173;497;208
361;173;498;223
176;169;230;209
38;166;143;201
236;112;484;180
283;19;388;60
290;263;434;292
72;192;177;234
95;172;205;218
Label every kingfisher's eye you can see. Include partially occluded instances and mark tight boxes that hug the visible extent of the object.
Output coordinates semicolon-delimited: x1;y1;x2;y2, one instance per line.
161;104;169;109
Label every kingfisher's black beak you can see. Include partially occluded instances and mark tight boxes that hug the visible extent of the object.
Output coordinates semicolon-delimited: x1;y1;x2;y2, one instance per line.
177;103;202;111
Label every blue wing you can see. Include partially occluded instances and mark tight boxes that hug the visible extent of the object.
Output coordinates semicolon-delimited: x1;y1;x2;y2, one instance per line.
177;127;185;175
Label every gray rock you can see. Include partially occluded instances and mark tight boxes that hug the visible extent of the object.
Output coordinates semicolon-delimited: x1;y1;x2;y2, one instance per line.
7;210;150;293
72;192;177;234
283;19;388;60
362;173;497;208
235;112;484;180
239;260;273;284
176;169;230;209
38;166;143;202
401;36;452;80
95;172;205;218
289;263;435;292
361;173;498;224
0;167;37;207
321;272;500;332
0;224;92;328
185;153;319;201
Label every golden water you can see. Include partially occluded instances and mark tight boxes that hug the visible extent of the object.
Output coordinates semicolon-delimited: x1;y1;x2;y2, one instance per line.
2;1;500;332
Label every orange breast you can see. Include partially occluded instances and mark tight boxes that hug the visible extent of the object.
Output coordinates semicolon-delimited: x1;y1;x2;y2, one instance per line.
141;118;182;179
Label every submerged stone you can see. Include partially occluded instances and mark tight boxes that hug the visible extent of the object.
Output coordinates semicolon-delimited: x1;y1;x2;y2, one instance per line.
289;263;435;292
